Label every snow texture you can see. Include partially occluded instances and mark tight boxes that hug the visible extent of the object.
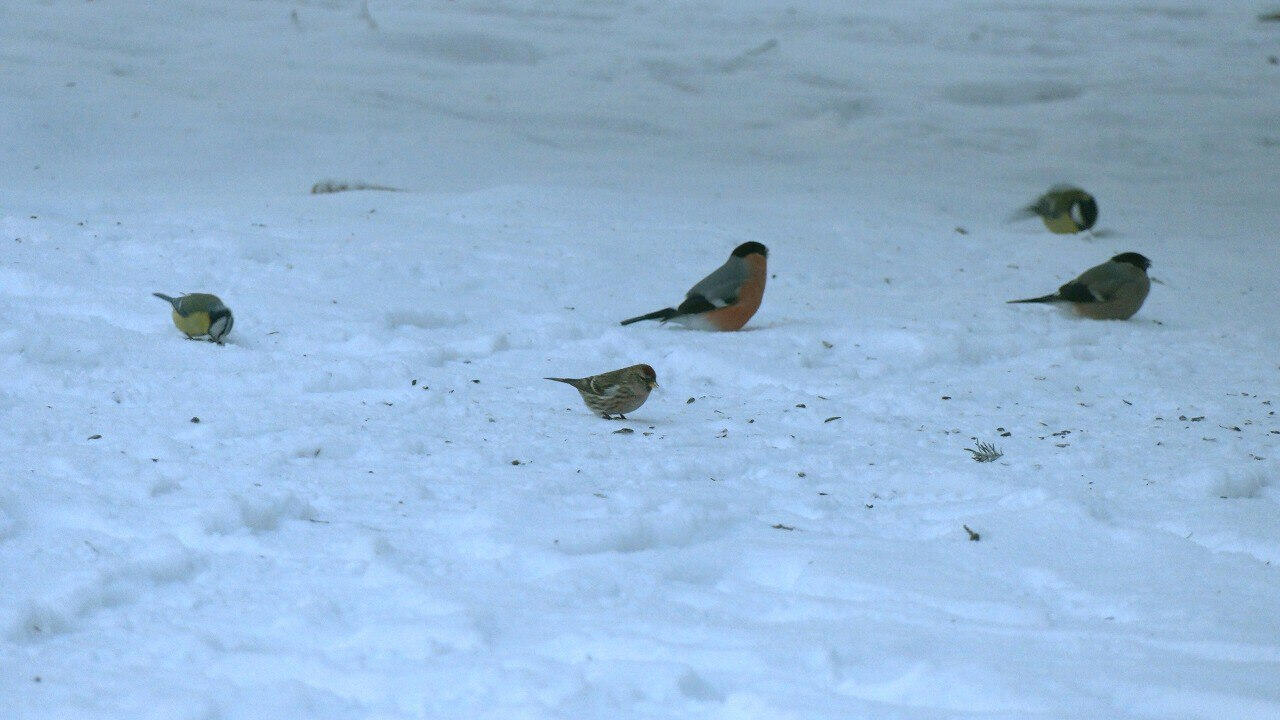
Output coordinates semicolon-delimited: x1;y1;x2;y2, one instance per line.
2;1;1279;718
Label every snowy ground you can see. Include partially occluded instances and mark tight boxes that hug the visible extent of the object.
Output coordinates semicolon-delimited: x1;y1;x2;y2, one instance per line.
3;1;1279;718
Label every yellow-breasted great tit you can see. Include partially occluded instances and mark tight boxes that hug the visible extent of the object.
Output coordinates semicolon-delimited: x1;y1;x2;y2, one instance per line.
153;292;234;343
1016;185;1098;234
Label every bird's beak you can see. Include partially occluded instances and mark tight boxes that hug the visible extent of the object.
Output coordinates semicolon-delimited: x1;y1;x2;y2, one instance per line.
648;381;659;390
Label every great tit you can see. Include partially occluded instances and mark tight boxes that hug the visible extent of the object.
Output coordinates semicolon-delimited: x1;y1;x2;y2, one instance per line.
153;292;234;343
1016;185;1098;234
1007;252;1151;320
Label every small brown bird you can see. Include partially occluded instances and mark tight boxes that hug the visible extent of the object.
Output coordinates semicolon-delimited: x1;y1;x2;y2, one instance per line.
546;364;658;419
1008;252;1151;320
620;242;768;331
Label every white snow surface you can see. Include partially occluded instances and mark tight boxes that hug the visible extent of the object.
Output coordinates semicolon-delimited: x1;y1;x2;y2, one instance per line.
3;1;1280;717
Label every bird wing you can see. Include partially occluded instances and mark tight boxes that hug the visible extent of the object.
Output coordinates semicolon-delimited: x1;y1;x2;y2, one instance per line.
587;367;638;396
183;293;228;313
684;255;746;308
1069;261;1137;302
588;376;616;396
1028;194;1062;219
1055;281;1097;303
1029;186;1088;219
674;294;718;315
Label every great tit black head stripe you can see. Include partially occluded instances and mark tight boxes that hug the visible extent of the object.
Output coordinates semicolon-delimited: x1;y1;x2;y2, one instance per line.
208;313;232;343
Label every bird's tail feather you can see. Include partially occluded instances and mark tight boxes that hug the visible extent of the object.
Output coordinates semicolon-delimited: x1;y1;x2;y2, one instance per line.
1007;294;1060;304
620;308;678;326
1005;206;1038;223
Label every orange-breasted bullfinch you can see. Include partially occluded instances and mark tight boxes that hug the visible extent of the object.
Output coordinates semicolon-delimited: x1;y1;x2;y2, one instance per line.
153;292;234;343
546;364;658;419
1007;252;1151;320
1014;185;1099;234
620;242;767;330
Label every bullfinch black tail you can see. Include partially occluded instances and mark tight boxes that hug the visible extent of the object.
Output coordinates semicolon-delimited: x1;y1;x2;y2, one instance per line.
1006;294;1061;304
620;308;679;326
